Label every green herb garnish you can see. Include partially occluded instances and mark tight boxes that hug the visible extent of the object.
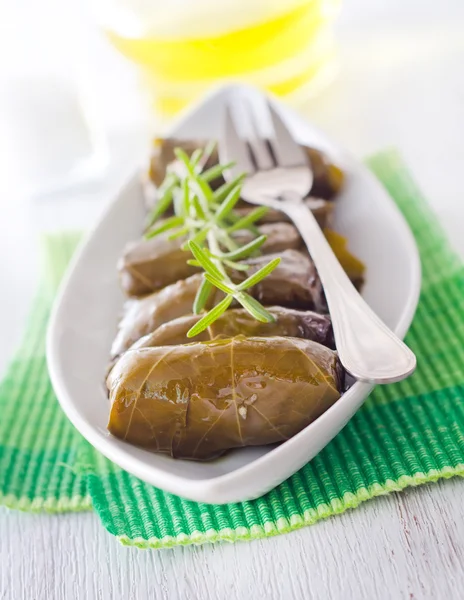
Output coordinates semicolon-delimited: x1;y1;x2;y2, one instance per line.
145;144;280;337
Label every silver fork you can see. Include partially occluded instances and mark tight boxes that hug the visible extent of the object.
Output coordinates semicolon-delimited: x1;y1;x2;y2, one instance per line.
219;100;416;384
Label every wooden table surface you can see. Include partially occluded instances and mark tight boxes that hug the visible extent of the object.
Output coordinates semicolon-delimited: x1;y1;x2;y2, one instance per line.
1;478;464;599
1;1;464;598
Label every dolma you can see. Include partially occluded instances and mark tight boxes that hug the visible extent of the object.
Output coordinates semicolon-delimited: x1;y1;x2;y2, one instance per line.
306;147;344;200
144;138;344;213
147;138;219;188
325;228;365;290
247;222;303;253
143;138;220;208
110;273;203;358
119;222;302;297
235;250;326;312
129;307;334;350
111;250;325;357
107;336;343;459
118;235;199;298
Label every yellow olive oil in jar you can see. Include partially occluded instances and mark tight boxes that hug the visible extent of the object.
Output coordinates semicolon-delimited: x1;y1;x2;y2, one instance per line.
98;0;341;118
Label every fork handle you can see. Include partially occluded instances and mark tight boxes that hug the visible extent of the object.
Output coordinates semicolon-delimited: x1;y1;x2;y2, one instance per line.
283;197;416;384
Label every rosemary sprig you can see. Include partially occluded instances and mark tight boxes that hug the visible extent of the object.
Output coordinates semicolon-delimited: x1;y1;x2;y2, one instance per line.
145;144;280;337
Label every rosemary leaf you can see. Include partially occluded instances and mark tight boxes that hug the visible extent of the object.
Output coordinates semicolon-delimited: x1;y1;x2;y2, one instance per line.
190;148;204;169
145;215;185;239
236;293;276;323
216;229;239;252
187;295;233;337
223;210;261;236
145;176;178;229
202;161;235;183
236;257;281;291
190;171;214;203
221;235;267;261
227;206;269;233
168;226;190;241
174;148;195;174
215;184;243;222
204;273;236;295
192;195;207;220
213;174;246;204
202;140;217;164
191;226;211;246
188;241;224;280
172;188;184;217
182;178;190;216
181;226;210;251
223;259;249;271
193;278;213;314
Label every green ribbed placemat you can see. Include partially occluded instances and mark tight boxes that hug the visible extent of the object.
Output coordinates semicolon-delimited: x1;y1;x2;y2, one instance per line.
0;232;91;512
83;150;464;547
1;150;463;548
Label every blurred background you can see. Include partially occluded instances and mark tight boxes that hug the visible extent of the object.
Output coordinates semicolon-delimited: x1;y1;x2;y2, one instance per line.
0;0;463;366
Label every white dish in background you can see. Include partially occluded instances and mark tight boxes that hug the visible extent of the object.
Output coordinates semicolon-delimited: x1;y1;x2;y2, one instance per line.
47;85;421;504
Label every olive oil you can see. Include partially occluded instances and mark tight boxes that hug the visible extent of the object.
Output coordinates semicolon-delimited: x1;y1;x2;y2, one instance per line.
101;0;341;117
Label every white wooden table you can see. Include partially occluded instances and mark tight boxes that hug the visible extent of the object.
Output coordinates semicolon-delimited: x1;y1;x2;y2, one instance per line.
1;1;464;598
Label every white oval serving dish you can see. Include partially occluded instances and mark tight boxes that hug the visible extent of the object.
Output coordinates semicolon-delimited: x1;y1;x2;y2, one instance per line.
47;84;421;504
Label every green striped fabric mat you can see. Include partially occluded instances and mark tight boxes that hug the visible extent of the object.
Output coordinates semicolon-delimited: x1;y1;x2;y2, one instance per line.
1;150;463;548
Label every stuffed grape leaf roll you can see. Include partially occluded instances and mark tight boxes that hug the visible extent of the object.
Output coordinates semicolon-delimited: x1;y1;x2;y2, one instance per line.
129;307;334;350
119;222;302;297
107;336;343;459
111;250;325;357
